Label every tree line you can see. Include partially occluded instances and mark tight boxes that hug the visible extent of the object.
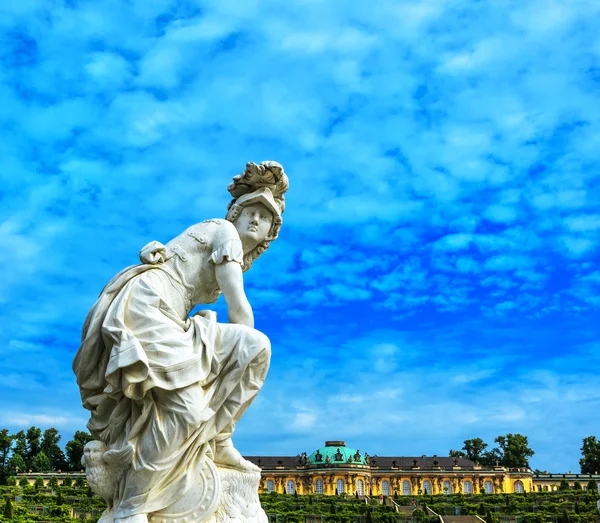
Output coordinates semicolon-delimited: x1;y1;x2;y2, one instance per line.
1;428;599;486
0;427;93;484
449;433;600;474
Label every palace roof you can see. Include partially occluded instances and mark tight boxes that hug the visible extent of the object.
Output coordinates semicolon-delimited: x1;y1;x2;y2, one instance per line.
245;441;478;470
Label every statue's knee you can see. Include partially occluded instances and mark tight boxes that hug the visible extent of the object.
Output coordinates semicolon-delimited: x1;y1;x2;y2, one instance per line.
253;330;271;359
253;330;270;350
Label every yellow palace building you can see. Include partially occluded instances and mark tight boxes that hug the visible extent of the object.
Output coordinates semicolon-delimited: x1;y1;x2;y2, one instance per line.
245;441;534;496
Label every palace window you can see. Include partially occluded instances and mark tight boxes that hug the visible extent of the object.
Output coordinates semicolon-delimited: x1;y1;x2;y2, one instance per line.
443;480;452;494
382;480;390;496
357;479;364;496
402;480;411;496
423;481;432;495
514;480;524;493
315;479;323;494
287;480;295;494
464;480;473;494
336;479;345;494
484;480;493;494
267;480;274;492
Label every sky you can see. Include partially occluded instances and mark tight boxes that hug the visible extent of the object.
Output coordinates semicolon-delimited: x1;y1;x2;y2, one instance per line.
1;0;599;474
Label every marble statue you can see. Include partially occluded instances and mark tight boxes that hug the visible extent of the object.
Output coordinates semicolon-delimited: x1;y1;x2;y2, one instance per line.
73;161;289;523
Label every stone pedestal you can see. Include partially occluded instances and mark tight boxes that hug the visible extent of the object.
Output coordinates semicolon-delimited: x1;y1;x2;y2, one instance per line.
213;468;267;523
146;460;266;523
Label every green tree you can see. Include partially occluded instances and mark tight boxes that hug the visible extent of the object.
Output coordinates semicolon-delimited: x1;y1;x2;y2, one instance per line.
25;426;42;468
579;436;600;474
0;429;13;482
485;510;493;523
494;434;534;467
41;428;68;470
66;431;93;471
464;438;489;462
6;453;26;477
365;510;373;523
572;481;582;490
6;476;16;486
19;476;29;487
561;509;569;523
480;449;502;467
3;496;12;519
586;479;598;492
63;475;73;487
35;475;44;489
32;450;52;472
12;430;27;457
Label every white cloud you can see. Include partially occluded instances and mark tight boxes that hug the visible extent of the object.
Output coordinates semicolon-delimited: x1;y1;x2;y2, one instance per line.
564;214;600;233
0;412;87;428
561;236;595;257
484;204;518;224
484;255;534;272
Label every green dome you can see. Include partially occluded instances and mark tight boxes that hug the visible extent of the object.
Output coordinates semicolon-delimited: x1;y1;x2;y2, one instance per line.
309;441;368;465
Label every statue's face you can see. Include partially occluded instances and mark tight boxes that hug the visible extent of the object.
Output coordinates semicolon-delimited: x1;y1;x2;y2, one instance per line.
82;441;106;466
235;202;274;251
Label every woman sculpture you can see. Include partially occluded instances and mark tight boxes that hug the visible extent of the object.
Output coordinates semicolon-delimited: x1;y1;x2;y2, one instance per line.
73;161;288;523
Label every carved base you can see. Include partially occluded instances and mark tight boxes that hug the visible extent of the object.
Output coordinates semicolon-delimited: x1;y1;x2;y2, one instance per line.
212;467;267;523
151;459;221;523
96;461;266;523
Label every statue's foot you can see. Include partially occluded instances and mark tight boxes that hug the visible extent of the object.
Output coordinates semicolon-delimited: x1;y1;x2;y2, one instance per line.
215;440;261;473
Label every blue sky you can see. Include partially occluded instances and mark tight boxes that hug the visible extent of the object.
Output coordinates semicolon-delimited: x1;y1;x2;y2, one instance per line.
1;0;599;474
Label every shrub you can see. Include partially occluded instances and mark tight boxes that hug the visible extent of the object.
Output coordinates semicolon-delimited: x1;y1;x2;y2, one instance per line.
3;496;12;519
34;476;44;489
19;477;29;487
559;479;571;492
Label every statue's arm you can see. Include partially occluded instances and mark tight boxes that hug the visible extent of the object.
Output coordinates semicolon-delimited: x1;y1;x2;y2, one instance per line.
215;261;254;328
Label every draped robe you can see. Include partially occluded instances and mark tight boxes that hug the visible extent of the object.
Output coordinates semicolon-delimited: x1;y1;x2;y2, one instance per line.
73;219;271;519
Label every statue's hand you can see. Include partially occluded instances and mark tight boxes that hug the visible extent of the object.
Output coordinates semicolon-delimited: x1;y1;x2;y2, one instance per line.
194;310;218;322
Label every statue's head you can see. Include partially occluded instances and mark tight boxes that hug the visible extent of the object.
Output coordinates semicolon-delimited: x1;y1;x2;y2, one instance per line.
81;440;107;467
226;161;288;271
